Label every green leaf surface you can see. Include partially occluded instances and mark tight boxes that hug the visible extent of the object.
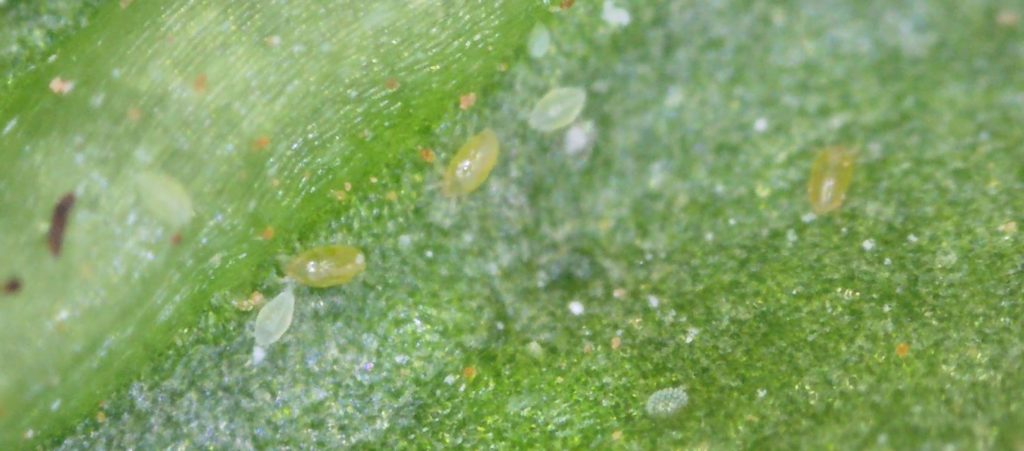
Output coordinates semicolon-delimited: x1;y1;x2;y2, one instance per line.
4;0;1024;449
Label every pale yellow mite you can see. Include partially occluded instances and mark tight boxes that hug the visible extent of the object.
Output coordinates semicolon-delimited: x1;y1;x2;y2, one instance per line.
807;146;855;215
442;128;500;197
284;244;366;288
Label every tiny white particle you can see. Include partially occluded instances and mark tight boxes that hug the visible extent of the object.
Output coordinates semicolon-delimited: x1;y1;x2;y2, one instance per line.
757;388;767;399
444;374;457;385
753;117;769;133
55;309;70;322
397;234;412;248
664;85;684;107
728;218;737;226
884;257;892;266
786;228;798;243
704;232;714;242
602;0;631;27
50;399;61;412
89;92;106;108
883;304;892;313
684;327;699;344
907;234;918;243
394;355;410;365
425;250;433;258
24;429;34;439
526;340;544;358
527;24;551;58
801;212;817;223
645;387;688;418
862;239;876;251
252;346;266;365
3;117;17;135
568;300;585;316
564;121;595;156
647;295;660;309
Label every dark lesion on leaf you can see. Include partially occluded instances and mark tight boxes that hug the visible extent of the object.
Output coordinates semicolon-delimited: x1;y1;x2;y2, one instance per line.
48;192;76;257
3;277;22;295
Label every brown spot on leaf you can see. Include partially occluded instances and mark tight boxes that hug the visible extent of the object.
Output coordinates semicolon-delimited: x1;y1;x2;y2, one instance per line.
560;0;575;10
3;277;22;295
462;366;477;381
48;192;76;257
384;78;400;91
252;135;271;151
610;336;622;350
193;74;208;93
895;342;910;358
419;148;435;163
126;107;142;122
170;233;182;246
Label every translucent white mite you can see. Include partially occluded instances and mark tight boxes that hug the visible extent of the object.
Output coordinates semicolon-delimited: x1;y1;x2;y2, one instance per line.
253;287;295;347
528;24;551;58
528;87;586;132
135;170;195;227
284;244;367;288
645;386;688;418
442;128;500;197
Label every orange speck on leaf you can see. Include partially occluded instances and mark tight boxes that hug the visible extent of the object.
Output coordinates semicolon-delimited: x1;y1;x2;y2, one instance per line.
260;226;275;241
384;78;400;91
234;291;264;311
459;92;477;110
127;107;142;122
170;233;182;246
419;148;436;163
252;135;271;151
560;0;575;10
895;342;910;358
49;77;74;95
611;336;622;350
95;411;107;423
193;74;208;93
462;366;477;381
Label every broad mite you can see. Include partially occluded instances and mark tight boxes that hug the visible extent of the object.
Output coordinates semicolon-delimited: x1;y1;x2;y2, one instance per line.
284;245;366;288
135;170;194;227
253;287;295;347
528;87;586;133
807;146;855;215
442;128;500;197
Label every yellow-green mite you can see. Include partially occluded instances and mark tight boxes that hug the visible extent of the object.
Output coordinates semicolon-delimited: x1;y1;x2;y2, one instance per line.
807;146;855;215
442;128;500;197
284;245;366;288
